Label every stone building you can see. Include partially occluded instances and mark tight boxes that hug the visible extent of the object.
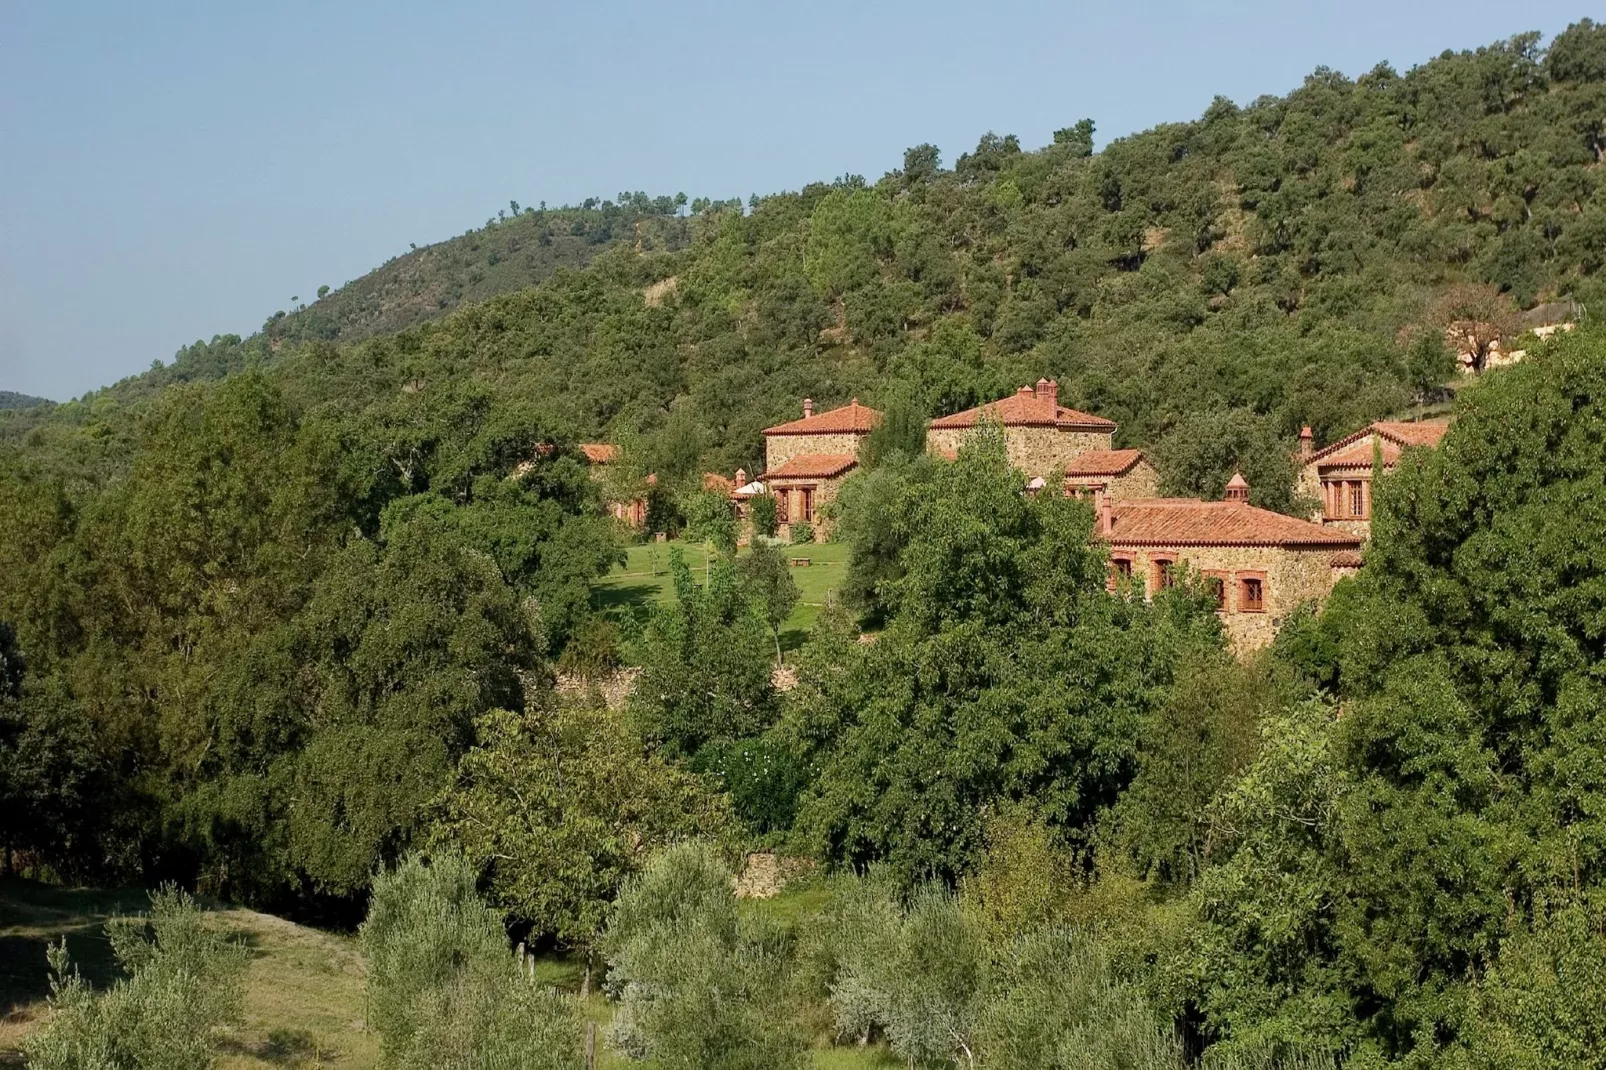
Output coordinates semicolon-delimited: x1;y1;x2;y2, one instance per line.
1099;475;1363;652
761;398;882;541
927;380;1116;479
1296;420;1450;539
1062;449;1159;502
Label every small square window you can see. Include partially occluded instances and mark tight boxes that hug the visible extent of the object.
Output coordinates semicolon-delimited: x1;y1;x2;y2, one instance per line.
1240;576;1265;613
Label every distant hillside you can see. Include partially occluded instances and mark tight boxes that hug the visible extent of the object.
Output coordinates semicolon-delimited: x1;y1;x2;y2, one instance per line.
265;196;694;348
87;198;696;407
0;391;50;410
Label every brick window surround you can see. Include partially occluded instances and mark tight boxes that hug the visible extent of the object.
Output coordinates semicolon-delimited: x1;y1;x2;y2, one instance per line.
1237;570;1267;613
1151;556;1176;595
1203;570;1230;611
1108;554;1135;590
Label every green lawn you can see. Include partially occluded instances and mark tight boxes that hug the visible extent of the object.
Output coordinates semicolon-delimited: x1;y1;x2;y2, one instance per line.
594;539;851;652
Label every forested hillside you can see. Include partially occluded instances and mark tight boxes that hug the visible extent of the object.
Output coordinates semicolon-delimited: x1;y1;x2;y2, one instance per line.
8;21;1606;1069
0;392;50;411
17;25;1606;489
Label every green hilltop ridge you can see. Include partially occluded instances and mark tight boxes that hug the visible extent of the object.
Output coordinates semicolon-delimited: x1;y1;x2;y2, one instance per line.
21;24;1606;494
0;392;51;411
75;197;697;409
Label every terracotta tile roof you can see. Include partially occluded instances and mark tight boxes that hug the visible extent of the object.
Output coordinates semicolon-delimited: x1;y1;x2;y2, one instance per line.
762;454;859;480
580;443;619;464
1103;499;1363;549
764;399;883;436
1065;449;1146;478
1307;420;1449;468
702;472;734;495
1329;550;1364;568
929;388;1115;432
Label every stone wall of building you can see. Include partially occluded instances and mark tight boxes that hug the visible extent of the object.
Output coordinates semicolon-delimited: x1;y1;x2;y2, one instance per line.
765;432;866;470
1067;461;1160;502
771;473;850;542
1109;542;1346;652
926;426;1114;478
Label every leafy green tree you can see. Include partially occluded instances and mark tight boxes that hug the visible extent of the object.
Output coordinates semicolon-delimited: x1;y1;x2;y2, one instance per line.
682;488;738;559
1447;896;1606;1069
1152;408;1308;515
747;492;777;539
736;542;799;664
795;429;1220;880
24;888;248;1070
1114;651;1283;885
287;513;538;894
603;842;805;1070
430;702;730;988
859;384;928;470
630;550;777;757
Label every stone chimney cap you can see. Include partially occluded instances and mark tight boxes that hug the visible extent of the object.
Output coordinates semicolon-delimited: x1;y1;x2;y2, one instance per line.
1300;425;1313;440
803;397;814;417
1225;472;1250;501
1016;385;1034;396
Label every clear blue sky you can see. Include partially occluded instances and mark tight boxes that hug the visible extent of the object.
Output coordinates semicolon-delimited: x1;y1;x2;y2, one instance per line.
0;1;1593;401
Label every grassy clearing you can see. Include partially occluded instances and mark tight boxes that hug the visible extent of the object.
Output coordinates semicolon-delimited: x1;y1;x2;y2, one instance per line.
1;878;375;1070
593;538;851;651
2;876;896;1069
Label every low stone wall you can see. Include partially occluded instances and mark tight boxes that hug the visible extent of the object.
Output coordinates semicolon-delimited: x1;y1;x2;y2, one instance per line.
554;667;640;709
734;852;817;899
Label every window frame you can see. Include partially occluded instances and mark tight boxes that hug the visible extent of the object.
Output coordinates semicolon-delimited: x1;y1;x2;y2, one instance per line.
1107;553;1135;591
1202;569;1230;612
1151;555;1177;596
1236;570;1267;613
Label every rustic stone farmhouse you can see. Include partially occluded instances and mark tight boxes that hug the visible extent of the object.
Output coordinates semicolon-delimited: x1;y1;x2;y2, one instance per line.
1296;420;1450;539
1099;475;1364;652
927;380;1116;480
761;398;883;541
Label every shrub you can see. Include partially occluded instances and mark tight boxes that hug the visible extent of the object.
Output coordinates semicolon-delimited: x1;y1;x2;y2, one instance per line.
789;521;815;546
604;842;806;1070
24;887;248;1070
360;852;581;1070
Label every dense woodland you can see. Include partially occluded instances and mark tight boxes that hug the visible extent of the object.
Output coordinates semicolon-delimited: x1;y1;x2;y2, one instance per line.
9;20;1606;1070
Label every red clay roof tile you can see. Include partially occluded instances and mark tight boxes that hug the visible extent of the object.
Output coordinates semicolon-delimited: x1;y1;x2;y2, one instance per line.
1063;449;1146;477
761;454;859;480
1103;499;1362;548
929;390;1115;431
764;399;883;436
1307;419;1449;466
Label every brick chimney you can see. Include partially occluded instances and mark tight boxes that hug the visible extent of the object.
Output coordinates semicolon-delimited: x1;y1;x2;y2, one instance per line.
1098;494;1114;535
1299;425;1314;461
1016;385;1034;397
1036;377;1058;407
735;467;747;487
1225;472;1250;502
803;397;814;418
